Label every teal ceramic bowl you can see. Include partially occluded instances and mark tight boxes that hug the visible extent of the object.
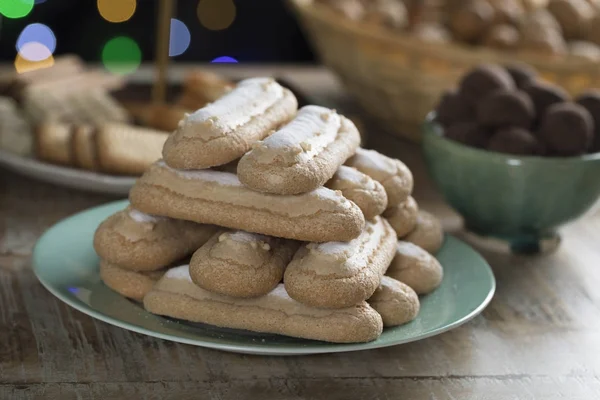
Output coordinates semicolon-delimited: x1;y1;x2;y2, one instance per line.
422;114;600;253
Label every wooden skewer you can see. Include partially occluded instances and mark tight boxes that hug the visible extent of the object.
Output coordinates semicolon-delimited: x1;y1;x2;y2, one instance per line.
152;0;176;104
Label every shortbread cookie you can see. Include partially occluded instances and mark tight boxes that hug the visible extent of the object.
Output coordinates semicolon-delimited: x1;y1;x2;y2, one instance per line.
237;106;361;195
326;166;388;220
35;121;73;165
403;211;444;254
162;77;298;169
284;216;397;309
144;265;383;343
94;207;218;271
129;161;365;242
23;89;129;125
71;124;98;170
387;241;443;294
190;230;300;298
100;260;165;302
96;123;169;175
0;97;33;156
345;148;414;207
368;276;420;327
383;196;419;237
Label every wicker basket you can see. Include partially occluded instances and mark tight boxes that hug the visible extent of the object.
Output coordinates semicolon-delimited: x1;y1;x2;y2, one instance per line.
289;0;600;142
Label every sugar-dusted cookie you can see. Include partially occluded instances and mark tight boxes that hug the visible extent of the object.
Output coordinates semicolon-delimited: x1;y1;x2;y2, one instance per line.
383;196;419;237
94;207;218;271
144;265;383;343
325;166;388;220
403;211;444;254
387;241;443;294
190;230;300;298
129;161;365;242
345;148;413;207
237;106;361;195
163;77;298;169
284;216;397;309
100;260;165;302
368;276;420;327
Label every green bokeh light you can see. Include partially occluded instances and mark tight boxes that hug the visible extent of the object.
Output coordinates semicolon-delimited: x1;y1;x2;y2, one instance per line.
0;0;34;19
101;36;141;75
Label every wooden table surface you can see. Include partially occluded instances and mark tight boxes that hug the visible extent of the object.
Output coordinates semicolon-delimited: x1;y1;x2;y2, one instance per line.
1;66;600;400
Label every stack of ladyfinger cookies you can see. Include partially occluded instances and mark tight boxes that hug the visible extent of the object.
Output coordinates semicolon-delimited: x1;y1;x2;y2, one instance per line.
93;77;445;343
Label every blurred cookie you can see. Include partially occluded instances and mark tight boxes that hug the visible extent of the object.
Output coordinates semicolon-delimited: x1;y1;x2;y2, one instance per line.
483;24;520;50
547;0;593;40
449;1;495;43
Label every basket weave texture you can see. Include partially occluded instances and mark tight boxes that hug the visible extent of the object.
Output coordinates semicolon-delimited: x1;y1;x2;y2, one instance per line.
290;0;600;142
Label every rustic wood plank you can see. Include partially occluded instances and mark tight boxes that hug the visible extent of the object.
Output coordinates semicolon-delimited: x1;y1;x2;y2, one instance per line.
2;377;600;400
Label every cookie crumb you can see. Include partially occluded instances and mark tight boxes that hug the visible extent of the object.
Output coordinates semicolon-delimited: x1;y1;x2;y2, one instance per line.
300;142;312;152
320;112;331;122
250;242;258;249
218;233;229;242
261;242;271;251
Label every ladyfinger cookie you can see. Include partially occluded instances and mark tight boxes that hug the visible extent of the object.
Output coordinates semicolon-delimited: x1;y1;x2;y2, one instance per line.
403;211;444;254
283;216;397;309
326;166;388;220
368;276;420;327
96;123;169;176
387;241;443;294
162;77;298;169
100;260;165;302
190;230;300;298
129;161;365;242
237;106;361;195
383;196;419;237
345;148;414;207
144;265;383;343
94;207;218;271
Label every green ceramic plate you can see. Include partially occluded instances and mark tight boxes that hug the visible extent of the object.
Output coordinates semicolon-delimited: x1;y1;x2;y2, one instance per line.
32;200;495;356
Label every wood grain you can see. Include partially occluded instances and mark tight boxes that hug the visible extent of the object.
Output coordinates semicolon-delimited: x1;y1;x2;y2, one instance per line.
1;66;599;399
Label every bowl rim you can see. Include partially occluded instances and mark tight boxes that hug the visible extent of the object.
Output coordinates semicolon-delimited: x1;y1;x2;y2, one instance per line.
423;113;600;164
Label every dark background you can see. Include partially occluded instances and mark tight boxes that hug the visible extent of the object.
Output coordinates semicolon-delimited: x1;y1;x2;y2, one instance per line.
0;0;316;63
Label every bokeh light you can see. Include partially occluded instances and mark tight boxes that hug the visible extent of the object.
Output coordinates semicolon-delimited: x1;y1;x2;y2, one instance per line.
197;0;236;31
14;53;54;74
0;0;34;19
169;18;191;57
97;0;136;23
211;56;238;63
16;23;56;61
34;0;47;4
101;36;142;75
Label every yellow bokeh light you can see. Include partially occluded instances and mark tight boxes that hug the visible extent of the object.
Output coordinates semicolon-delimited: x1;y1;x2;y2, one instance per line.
97;0;136;23
197;0;236;31
15;53;55;74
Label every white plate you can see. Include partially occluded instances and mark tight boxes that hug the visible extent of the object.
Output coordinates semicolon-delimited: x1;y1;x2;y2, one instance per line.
0;149;135;195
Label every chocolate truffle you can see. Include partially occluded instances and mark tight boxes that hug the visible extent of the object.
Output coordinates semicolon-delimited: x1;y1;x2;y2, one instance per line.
538;102;593;155
450;1;495;43
505;63;537;89
435;90;473;127
459;64;515;105
523;80;570;119
445;121;492;148
477;89;535;129
576;90;600;152
487;127;541;155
